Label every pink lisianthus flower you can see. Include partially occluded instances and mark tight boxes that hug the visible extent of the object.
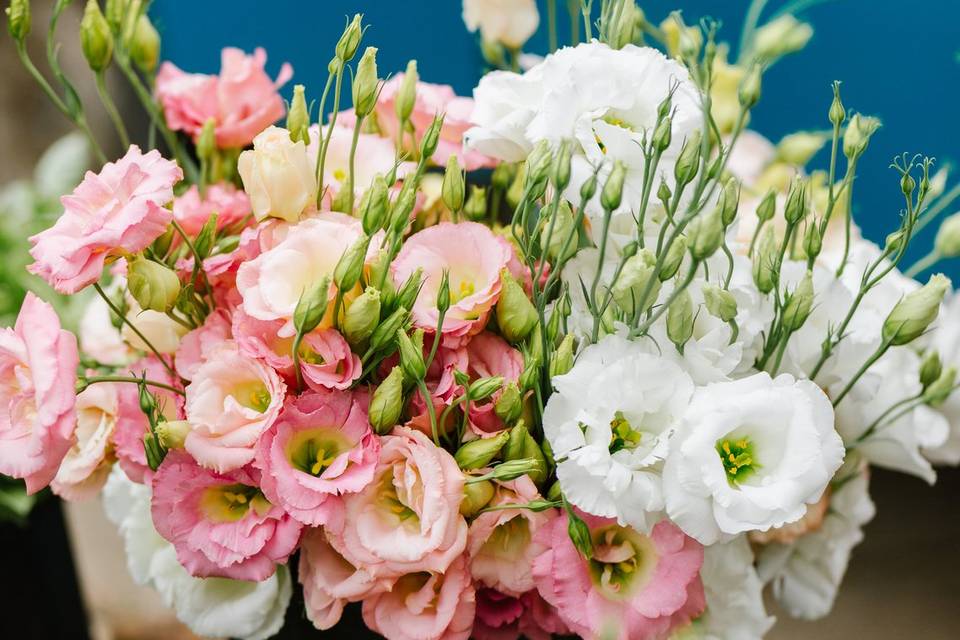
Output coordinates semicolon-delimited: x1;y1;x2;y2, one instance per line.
370;74;495;170
172;183;252;235
465;332;523;436
50;382;119;501
532;513;706;640
467;475;552;596
183;342;286;472
392;222;513;347
299;329;362;391
361;555;476;640
150;450;302;580
473;589;570;640
28;146;182;294
255;389;378;526
299;527;393;630
328;426;468;578
0;293;79;494
232;307;296;373
175;309;233;380
156;47;293;149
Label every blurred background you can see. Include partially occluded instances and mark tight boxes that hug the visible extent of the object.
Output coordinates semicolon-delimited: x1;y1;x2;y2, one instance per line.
1;1;958;638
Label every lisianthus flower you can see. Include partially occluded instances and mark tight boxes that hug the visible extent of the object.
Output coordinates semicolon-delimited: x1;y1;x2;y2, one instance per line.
175;309;233;381
464;332;524;436
467;475;553;596
0;293;79;494
543;333;694;533
328;426;468;577
756;469;875;620
299;527;393;630
299;329;362;391
150;451;302;581
28;146;182;294
238;126;317;222
121;299;190;355
173;183;252;235
184;342;286;472
532;512;705;640
473;589;570;640
361;555;476;640
104;469;292;640
237;213;372;337
156;47;293;149
255;389;379;526
926;292;960;464
462;0;540;49
663;372;844;545
392;222;513;347
50;382;119;501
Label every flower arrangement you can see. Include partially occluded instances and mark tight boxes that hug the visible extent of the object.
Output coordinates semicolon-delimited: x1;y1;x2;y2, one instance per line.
3;0;960;638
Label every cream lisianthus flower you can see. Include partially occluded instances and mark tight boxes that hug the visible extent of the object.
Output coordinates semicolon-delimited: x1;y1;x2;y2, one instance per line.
238;126;317;223
462;0;539;50
663;372;844;545
543;333;694;532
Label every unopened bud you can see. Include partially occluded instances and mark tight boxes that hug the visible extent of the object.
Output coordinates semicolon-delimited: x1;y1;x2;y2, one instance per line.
343;287;381;348
519;355;540;391
756;189;777;222
361;175;390;234
829;82;846;127
127;257;180;312
659;236;687;281
442;155;465;212
396;60;418;124
782;271;814;331
675;131;702;186
464;185;488;221
5;0;30;40
497;270;538;343
156;420;190;450
613;248;659;315
485;457;542;483
334;236;370;292
287;85;310;144
719;178;740;227
843;114;881;159
293;275;331;335
197;118;217;162
687;207;724;260
394;269;423;311
436;270;451;315
901;172;916;199
752;225;777;294
456;431;510;470
702;283;738;322
882;274;951;346
390;183;417;234
777;132;827;166
81;0;114;72
657;179;672;208
667;287;694;351
784;178;807;224
494;382;522;424
460;480;495;517
753;15;813;61
923;366;957;408
336;14;363;62
470;376;504;402
352;46;379;118
550;334;575;377
396;329;426;381
369;366;404;434
919;351;943;389
540;200;577;262
738;64;762;109
580;173;598;202
601;160;627;212
803;218;823;261
566;507;594;559
420;114;444;160
130;13;159;74
935;213;960;258
652;115;673;154
552;140;573;190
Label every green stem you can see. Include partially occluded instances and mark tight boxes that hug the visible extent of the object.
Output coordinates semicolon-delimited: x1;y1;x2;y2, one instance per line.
547;0;559;51
80;375;184;396
346;114;365;215
318;64;345;206
95;71;130;148
831;339;891;407
417;377;441;447
93;283;177;378
292;332;305;393
738;0;770;63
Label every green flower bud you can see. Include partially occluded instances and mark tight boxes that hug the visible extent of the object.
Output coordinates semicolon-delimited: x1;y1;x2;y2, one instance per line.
396;329;426;381
485;458;543;483
935;212;960;258
919;351;943;390
600;160;627;212
193;213;218;259
659;236;687;282
143;434;166;472
702;283;738;322
507;163;526;209
336;14;363;62
756;189;777;222
396;60;418;124
434;270;451;316
540;200;578;262
5;0;30;40
843;114;881;159
130;13;160;74
420;114;444;160
901;171;916;199
552;140;573;190
334;236;370;292
464;185;488;221
566;506;594;559
519;355;540;391
494;382;523;424
456;431;510;470
394;269;423;311
437;157;465;214
657;179;672;209
753;15;813;61
390;183;418;234
613;248;660;315
550;334;575;378
803;218;823;261
352;46;379;118
674;131;702;186
287;84;311;145
882;274;951;346
156;420;190;450
784;178;807;224
651;114;673;154
470;376;504;403
580;173;598;202
752;225;777;294
829;83;846;127
782;271;815;331
151;226;176;259
343;287;381;348
885;230;905;254
687;207;724;261
497;270;538;343
460;480;495;517
503;421;548;484
923;366;957;408
667;287;694;351
361;175;390;234
738;64;762;109
370;366;404;435
777;132;828;166
81;0;114;72
546;480;562;502
719;178;740;227
293;275;332;336
197;118;217;163
127;257;181;312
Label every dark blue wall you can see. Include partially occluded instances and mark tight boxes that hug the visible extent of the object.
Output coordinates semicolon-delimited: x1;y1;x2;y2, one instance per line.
151;0;960;277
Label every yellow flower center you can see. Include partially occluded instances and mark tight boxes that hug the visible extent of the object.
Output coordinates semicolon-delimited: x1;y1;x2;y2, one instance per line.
716;437;759;484
587;526;658;599
286;429;350;477
231;380;271;413
200;483;271;522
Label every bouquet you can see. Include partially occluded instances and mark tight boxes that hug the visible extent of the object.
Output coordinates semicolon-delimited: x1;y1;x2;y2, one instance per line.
3;0;960;638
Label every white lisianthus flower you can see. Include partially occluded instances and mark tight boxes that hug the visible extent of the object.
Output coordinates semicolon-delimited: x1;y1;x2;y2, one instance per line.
927;293;960;464
543;333;694;532
103;469;292;640
672;536;775;640
663;372;844;545
462;0;539;49
756;469;876;619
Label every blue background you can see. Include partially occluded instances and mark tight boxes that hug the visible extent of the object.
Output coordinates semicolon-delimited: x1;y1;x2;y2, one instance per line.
151;0;960;278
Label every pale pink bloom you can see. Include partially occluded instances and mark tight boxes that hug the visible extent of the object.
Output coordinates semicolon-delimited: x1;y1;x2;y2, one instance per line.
372;74;495;170
532;512;706;640
232;306;295;374
184;343;286;472
238;126;317;222
468;476;552;596
236;213;371;337
300;329;362;391
51;382;119;501
473;589;569;640
465;332;523;436
174;309;233;381
328;426;468;578
392;222;513;347
299;527;393;630
0;294;78;494
156;47;293;148
362;555;476;640
150;451;302;580
255;390;378;526
28;146;182;293
172;183;252;235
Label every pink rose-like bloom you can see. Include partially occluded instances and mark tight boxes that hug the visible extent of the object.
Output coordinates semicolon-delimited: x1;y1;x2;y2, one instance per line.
175;309;233;380
232;307;294;373
392;222;512;347
465;332;523;436
256;390;379;526
156;47;293;148
184;343;286;472
0;293;78;494
329;426;468;578
533;513;706;640
300;329;362;391
299;527;393;630
468;476;552;596
362;555;476;640
151;451;302;581
173;183;252;235
50;382;119;501
473;589;570;640
28;146;182;294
